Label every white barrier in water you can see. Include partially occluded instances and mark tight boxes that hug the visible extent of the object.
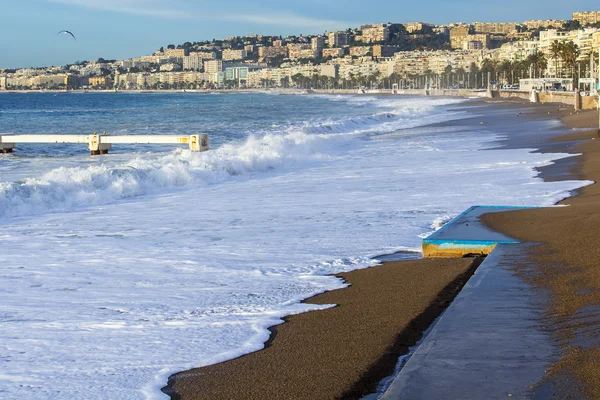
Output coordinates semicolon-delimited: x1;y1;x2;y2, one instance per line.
0;132;209;155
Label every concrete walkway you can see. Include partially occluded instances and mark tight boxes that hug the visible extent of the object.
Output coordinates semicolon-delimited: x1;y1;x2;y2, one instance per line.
381;244;557;399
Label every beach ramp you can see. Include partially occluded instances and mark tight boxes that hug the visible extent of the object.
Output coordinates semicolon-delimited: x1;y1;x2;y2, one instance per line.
422;206;535;258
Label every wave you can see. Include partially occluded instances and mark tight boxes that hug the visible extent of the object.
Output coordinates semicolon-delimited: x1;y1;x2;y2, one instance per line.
0;96;468;219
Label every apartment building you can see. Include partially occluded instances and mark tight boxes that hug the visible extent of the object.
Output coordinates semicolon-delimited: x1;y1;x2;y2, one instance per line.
311;36;326;52
350;46;371;57
327;31;349;47
449;27;470;48
404;22;434;33
159;63;181;72
390;54;430;77
161;48;188;57
222;49;247;61
474;22;518;34
322;48;345;58
573;11;600;26
465;34;491;49
204;59;223;74
358;24;389;43
258;46;289;59
497;41;540;61
183;55;204;71
287;44;317;60
373;45;400;58
30;75;65;88
524;20;566;29
89;76;113;88
190;51;216;59
273;40;286;47
245;69;265;87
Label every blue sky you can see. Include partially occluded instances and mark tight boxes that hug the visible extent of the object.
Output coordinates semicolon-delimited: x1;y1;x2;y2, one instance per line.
1;0;598;68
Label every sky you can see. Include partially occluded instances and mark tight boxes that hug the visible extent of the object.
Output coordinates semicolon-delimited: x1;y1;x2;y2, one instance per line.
1;0;599;69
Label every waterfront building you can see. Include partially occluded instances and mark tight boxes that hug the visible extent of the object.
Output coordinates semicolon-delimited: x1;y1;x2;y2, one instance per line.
89;76;113;89
204;60;223;74
497;41;540;61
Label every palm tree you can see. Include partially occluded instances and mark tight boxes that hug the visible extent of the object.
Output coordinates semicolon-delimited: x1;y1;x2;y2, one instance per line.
549;40;563;77
560;40;580;87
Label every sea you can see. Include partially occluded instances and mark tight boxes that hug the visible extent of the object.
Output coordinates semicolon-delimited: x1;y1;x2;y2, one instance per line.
0;92;588;399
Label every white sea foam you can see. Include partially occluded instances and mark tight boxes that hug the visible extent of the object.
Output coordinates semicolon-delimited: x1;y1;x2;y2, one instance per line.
0;95;591;399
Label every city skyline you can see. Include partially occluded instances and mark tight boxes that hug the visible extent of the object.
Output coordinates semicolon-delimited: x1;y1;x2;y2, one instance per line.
1;0;599;69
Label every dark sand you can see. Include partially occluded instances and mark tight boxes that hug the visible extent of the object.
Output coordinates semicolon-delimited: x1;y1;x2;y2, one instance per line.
163;100;600;400
163;257;479;399
483;108;600;398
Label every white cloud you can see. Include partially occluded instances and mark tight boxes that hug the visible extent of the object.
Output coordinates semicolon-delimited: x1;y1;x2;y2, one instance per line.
49;0;189;18
48;0;352;29
225;13;349;28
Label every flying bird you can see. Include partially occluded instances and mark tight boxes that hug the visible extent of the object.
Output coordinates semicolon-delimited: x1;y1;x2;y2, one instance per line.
57;30;76;40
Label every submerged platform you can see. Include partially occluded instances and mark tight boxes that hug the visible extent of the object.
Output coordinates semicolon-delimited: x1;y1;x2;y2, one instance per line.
382;244;557;399
422;206;535;258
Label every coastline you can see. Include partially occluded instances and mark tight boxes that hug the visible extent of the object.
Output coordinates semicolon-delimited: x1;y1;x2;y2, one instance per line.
163;257;481;399
482;107;600;397
162;99;596;399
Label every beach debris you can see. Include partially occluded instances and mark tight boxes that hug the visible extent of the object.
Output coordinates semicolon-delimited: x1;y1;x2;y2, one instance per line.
57;30;76;40
480;121;485;124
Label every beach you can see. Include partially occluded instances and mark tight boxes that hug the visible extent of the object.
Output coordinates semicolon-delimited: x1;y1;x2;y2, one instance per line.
0;93;590;399
482;108;600;398
161;99;600;399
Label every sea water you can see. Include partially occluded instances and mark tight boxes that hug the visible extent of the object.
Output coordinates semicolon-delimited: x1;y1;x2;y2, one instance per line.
0;93;588;399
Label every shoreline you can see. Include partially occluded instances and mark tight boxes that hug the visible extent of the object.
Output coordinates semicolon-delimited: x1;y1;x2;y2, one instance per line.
162;99;594;399
482;107;600;397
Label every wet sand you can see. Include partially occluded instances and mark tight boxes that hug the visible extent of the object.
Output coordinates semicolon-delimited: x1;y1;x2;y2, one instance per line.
163;100;600;399
163;257;480;399
483;107;600;398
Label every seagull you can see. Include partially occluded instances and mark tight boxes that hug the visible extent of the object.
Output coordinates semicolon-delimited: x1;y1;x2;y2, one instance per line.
57;30;76;40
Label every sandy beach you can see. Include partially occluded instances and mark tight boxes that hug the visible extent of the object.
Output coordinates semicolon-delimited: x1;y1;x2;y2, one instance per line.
163;257;480;399
482;107;600;398
160;98;600;399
